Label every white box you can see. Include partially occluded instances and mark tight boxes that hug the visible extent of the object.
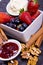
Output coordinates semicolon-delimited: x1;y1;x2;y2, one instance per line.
0;10;42;42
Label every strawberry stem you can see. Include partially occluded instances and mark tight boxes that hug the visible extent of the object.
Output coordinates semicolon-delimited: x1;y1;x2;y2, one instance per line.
31;0;38;3
34;0;38;3
20;8;24;13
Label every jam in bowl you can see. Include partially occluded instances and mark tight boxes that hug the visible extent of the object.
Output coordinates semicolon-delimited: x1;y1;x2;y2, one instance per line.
0;39;21;61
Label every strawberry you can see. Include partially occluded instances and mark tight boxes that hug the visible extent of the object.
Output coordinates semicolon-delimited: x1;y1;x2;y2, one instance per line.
32;11;40;20
0;12;12;23
27;0;39;15
19;12;32;25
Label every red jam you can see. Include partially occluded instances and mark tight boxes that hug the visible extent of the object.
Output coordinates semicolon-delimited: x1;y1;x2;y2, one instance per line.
0;42;19;59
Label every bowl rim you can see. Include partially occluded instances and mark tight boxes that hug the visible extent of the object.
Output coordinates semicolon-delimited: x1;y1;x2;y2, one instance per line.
0;39;21;61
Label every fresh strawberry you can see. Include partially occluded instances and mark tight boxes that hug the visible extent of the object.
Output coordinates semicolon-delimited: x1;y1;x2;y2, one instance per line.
32;11;40;20
19;12;32;25
0;12;12;23
27;0;39;15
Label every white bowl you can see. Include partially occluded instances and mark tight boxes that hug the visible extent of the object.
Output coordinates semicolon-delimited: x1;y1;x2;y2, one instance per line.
0;39;21;61
0;10;42;42
6;2;19;16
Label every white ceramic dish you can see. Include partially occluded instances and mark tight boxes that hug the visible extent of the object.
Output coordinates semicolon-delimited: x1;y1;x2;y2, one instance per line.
6;2;19;16
0;10;42;43
0;39;21;61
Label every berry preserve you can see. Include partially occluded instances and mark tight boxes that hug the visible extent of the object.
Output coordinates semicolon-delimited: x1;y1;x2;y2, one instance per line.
0;42;19;59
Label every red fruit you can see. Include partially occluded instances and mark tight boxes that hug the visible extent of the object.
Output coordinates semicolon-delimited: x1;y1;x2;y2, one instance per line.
19;12;32;25
32;11;40;20
0;12;12;23
27;0;39;15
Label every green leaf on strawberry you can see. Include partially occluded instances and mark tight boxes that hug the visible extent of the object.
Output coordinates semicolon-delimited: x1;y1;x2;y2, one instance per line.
19;8;24;13
33;0;38;3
